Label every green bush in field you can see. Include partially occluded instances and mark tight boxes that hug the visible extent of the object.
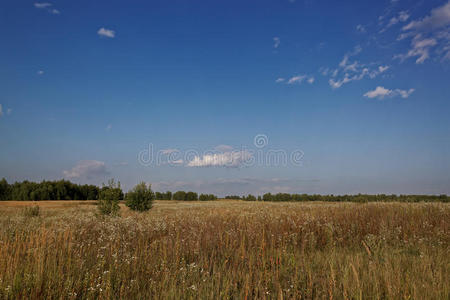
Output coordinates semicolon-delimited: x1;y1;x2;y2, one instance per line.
98;179;123;216
125;182;154;212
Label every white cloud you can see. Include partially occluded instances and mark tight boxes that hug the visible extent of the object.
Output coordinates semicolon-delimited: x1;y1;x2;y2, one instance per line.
273;37;280;48
98;27;115;38
364;86;415;99
356;24;366;33
386;11;410;29
398;11;410;22
319;67;329;76
0;106;12;117
37;70;44;75
187;150;252;168
63;160;109;179
364;86;392;99
329;67;371;89
403;1;450;31
287;75;306;84
275;78;285;83
396;88;416;98
395;35;438;64
338;45;362;70
285;75;315;85
378;65;390;73
397;2;450;63
329;76;352;89
34;3;52;8
34;2;60;14
329;45;390;89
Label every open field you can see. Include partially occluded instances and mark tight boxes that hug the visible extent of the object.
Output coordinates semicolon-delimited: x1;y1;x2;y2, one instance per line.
0;200;448;299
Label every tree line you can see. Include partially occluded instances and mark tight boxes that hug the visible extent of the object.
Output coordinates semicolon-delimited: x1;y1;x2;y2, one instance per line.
0;178;448;202
0;178;100;201
228;193;449;203
0;178;219;201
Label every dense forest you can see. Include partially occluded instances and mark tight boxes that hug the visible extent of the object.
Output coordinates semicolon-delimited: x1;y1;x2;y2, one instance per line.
0;178;448;202
0;178;100;201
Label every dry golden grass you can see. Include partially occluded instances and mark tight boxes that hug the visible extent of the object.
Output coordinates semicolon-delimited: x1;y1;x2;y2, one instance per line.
0;200;448;299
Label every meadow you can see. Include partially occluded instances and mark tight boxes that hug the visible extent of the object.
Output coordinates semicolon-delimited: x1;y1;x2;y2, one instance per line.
0;200;448;299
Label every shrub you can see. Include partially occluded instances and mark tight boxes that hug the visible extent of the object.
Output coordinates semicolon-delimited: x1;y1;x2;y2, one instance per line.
98;179;123;216
125;182;154;212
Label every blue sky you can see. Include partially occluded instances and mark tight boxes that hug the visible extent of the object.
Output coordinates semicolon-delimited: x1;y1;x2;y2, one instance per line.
1;0;449;195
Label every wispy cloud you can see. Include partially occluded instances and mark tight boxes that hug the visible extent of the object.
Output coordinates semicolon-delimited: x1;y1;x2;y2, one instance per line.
98;27;115;38
396;1;450;63
282;75;315;85
275;74;314;85
381;10;410;32
37;70;44;75
273;37;280;49
287;75;306;84
0;105;12;117
364;86;415;99
63;160;109;179
34;2;52;8
328;46;390;89
106;124;112;131
356;24;366;33
395;35;438;64
403;1;450;32
34;2;60;14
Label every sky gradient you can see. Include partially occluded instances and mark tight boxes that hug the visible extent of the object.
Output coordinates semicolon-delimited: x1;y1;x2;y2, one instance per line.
1;0;449;195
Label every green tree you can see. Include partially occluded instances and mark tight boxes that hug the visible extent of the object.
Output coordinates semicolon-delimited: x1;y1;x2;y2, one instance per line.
125;182;154;212
186;191;198;201
199;194;217;201
244;194;256;201
173;191;186;201
98;179;123;215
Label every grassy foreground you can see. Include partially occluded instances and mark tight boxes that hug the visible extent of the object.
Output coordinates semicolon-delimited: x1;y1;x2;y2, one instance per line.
0;201;448;299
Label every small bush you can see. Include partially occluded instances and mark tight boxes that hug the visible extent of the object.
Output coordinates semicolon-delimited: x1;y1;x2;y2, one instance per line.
22;205;40;218
125;182;154;212
98;179;123;216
